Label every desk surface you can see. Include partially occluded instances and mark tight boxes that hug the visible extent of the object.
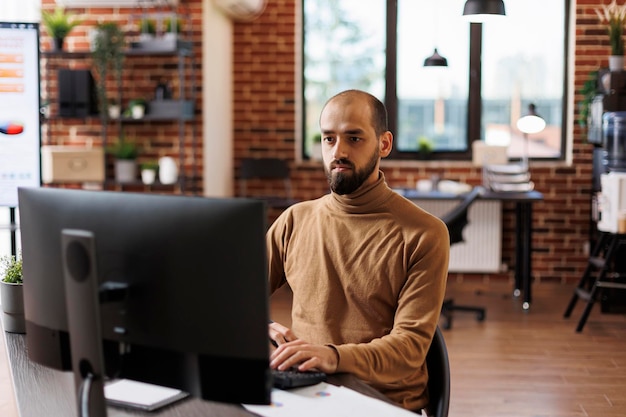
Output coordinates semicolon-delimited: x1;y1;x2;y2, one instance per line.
398;188;544;202
3;332;393;417
399;186;543;310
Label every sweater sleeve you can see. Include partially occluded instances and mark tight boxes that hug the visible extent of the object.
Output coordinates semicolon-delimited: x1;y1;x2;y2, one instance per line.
331;217;449;385
266;209;291;295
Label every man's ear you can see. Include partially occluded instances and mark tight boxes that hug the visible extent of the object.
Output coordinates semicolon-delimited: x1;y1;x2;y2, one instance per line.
379;131;393;157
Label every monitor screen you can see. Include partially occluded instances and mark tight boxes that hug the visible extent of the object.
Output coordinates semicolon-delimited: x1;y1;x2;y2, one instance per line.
18;187;271;405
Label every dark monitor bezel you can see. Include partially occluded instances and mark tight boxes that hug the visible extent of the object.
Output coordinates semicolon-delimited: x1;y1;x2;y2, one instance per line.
18;187;271;405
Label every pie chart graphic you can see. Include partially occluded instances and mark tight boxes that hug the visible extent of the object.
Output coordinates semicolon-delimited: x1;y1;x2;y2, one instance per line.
0;121;24;135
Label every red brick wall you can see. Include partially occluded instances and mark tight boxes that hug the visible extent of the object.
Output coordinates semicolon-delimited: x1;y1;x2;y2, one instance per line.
40;0;615;285
232;0;613;285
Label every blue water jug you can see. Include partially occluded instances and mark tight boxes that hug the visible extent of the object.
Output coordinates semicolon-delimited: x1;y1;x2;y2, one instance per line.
603;111;626;172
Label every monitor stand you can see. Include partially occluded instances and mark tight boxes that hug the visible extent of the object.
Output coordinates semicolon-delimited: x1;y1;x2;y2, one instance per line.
61;229;107;417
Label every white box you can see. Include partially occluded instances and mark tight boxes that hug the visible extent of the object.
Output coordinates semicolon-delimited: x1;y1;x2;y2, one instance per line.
597;172;626;233
41;146;105;184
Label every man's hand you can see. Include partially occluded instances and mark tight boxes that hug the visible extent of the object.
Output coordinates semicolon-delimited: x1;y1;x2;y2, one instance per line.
270;339;339;374
269;321;297;347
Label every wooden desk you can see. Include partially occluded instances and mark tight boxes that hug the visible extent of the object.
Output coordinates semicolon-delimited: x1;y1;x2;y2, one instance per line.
3;333;393;417
400;189;544;310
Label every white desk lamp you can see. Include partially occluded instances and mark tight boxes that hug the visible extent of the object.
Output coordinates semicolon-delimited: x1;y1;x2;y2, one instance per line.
516;103;546;169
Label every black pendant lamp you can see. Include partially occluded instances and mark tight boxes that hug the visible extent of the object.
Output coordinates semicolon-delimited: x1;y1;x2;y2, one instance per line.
424;48;448;67
463;0;506;21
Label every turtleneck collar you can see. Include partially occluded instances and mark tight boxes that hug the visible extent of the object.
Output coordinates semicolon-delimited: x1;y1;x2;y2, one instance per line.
328;171;395;214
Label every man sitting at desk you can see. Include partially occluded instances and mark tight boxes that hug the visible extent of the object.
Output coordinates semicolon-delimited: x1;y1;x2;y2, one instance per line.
267;89;449;412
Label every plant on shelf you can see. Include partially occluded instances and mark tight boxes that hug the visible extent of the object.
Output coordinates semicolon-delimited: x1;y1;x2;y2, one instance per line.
91;21;125;123
140;160;159;170
108;136;139;184
578;70;599;130
108;97;121;119
140;160;159;185
596;0;626;70
139;18;157;34
164;16;184;35
1;254;25;334
138;18;157;40
108;136;139;160
41;7;83;51
125;98;147;119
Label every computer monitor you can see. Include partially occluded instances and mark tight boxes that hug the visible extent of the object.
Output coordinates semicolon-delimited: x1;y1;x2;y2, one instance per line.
17;187;271;408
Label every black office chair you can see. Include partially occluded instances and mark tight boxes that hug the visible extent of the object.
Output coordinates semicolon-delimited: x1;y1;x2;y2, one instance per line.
239;157;299;210
424;326;450;417
439;186;486;330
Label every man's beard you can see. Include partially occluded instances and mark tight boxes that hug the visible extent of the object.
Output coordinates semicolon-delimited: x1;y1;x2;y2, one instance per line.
325;149;379;195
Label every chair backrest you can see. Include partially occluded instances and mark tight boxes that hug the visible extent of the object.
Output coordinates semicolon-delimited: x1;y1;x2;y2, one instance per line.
238;157;296;209
439;186;484;245
240;157;290;180
425;326;450;417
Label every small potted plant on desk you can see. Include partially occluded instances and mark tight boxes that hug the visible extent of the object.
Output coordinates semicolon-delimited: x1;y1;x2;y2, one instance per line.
108;137;139;184
0;254;25;334
41;6;83;51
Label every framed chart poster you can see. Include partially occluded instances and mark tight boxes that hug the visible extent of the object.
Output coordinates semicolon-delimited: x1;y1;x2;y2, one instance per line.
0;22;40;207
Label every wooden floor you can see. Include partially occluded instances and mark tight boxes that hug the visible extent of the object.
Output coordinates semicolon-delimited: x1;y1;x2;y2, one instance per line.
271;281;626;417
1;281;625;417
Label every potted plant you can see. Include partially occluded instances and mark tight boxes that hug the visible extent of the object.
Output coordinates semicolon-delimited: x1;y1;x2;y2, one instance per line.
1;254;25;333
91;22;125;122
164;16;184;39
138;18;156;41
108;137;139;183
41;6;83;51
578;70;599;130
108;97;121;119
140;160;159;184
127;98;147;119
417;135;434;158
596;0;626;71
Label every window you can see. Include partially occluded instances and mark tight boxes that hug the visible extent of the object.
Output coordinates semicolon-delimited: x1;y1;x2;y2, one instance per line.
302;0;569;162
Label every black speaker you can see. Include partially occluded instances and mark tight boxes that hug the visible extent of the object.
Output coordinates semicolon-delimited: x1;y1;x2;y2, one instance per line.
58;69;98;118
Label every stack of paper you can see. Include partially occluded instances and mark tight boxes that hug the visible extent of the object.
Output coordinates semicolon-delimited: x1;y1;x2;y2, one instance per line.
243;383;417;417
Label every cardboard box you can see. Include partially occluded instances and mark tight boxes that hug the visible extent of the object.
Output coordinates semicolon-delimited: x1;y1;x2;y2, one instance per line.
41;146;105;184
472;141;508;166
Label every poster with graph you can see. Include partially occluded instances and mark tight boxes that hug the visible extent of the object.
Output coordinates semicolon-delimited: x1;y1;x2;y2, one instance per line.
0;22;40;207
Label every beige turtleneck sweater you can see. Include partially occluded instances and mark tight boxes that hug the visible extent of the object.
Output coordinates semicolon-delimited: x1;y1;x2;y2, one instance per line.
266;172;449;411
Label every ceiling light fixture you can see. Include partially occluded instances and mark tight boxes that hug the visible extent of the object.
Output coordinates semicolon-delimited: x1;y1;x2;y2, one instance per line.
462;0;506;23
424;48;448;67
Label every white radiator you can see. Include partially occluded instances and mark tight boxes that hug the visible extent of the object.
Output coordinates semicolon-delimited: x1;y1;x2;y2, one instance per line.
412;199;502;273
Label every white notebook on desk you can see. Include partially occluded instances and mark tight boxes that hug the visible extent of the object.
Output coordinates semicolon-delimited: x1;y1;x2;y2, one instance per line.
104;379;189;411
243;382;416;417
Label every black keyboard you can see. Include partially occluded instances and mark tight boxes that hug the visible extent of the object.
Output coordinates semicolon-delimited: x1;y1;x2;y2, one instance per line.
271;368;327;389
